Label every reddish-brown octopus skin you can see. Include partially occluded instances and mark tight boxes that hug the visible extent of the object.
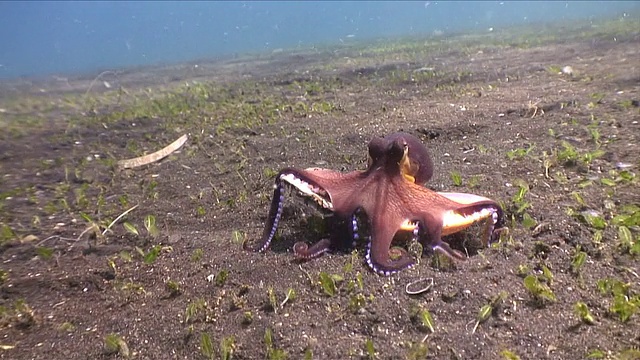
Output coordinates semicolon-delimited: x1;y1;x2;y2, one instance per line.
380;132;434;184
246;132;504;276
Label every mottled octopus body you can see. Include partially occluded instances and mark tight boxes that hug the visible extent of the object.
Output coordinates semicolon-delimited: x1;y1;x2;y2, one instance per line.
245;132;506;275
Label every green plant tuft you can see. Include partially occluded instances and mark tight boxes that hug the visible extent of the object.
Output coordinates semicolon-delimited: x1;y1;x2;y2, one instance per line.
523;274;556;304
574;301;595;325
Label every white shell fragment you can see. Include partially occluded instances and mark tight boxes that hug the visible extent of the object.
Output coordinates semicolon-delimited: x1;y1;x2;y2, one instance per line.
561;66;574;76
405;278;434;295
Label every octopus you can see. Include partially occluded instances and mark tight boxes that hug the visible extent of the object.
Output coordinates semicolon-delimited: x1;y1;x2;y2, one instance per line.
244;132;506;275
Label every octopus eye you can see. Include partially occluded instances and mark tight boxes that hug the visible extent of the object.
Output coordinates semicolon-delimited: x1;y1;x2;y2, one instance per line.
387;139;405;159
368;137;386;160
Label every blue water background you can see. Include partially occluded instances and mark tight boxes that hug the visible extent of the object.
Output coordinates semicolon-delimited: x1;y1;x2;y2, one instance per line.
0;1;638;80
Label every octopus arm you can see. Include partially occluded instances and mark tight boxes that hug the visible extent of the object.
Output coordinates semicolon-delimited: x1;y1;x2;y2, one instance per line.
294;212;359;258
293;238;333;259
397;183;468;259
363;185;417;275
245;167;365;253
284;167;366;212
444;194;505;244
366;214;415;276
244;171;287;252
418;210;467;260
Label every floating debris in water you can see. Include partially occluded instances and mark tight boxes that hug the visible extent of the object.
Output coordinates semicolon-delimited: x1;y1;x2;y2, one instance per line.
413;67;434;73
616;162;634;170
581;209;602;218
